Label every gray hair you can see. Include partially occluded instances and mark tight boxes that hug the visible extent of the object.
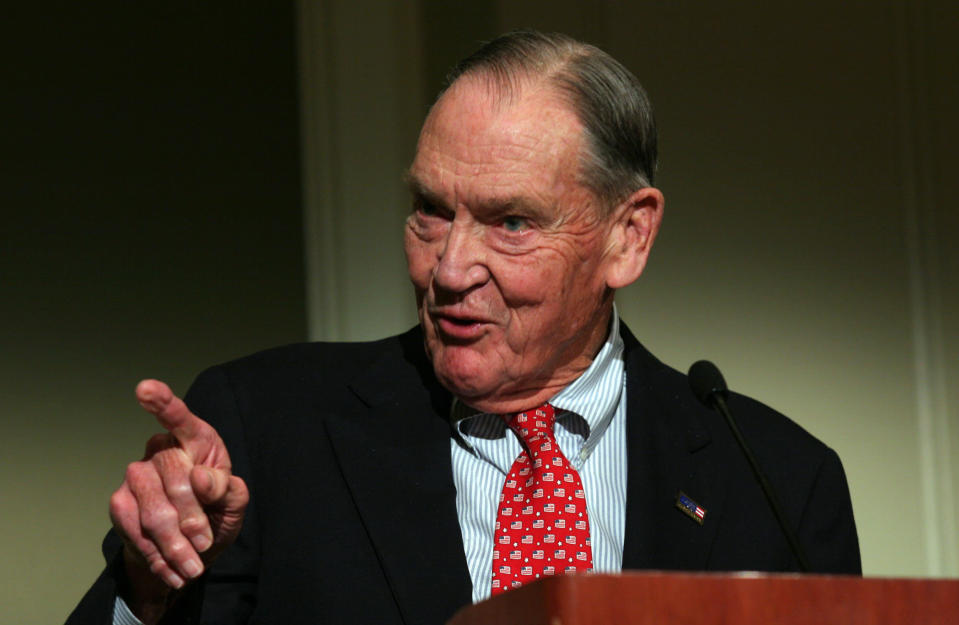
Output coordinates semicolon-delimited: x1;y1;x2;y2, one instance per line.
443;30;658;212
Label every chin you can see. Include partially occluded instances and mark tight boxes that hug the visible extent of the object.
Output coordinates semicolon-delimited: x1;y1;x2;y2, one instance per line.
429;346;499;402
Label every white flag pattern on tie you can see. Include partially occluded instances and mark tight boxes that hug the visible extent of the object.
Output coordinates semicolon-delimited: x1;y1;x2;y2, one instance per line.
490;403;593;595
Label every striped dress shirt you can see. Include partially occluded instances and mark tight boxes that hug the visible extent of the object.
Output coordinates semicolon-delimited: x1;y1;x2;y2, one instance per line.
450;308;628;603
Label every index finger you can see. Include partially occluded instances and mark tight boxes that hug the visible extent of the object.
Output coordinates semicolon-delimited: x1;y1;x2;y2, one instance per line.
136;379;208;448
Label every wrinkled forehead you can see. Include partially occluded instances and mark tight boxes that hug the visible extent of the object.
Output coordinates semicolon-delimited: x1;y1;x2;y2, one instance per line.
430;71;582;132
415;76;585;173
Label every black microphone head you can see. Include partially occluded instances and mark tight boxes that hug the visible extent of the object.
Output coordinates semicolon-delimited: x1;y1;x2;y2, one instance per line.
688;360;728;407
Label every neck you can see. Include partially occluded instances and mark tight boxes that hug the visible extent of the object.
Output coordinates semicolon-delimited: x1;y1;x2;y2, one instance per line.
459;304;615;414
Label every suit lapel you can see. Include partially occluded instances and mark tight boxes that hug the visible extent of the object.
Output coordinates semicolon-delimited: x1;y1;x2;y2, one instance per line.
323;335;471;625
319;322;730;620
620;326;728;571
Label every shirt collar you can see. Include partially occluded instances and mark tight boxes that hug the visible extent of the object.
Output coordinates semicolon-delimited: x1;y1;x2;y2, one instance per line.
450;305;625;451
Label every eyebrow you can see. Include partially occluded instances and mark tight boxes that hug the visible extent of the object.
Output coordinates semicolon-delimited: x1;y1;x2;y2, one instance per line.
405;171;551;221
406;174;458;221
404;172;445;207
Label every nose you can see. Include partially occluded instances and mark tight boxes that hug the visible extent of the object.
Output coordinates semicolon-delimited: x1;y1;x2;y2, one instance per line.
432;220;490;293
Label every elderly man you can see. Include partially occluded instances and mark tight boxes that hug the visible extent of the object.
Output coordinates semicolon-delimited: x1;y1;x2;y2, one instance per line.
69;31;859;625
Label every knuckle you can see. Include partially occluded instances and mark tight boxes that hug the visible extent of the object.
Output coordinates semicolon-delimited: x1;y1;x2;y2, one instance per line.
167;480;195;500
109;492;134;528
124;462;141;482
109;489;127;512
152;447;192;475
165;539;192;561
124;461;152;487
179;514;208;535
141;504;178;533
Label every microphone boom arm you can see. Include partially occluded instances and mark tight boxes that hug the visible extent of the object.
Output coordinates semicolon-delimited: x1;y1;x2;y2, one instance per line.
710;391;811;572
690;360;811;572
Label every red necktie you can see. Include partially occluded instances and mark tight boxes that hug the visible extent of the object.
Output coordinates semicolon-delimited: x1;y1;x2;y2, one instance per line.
490;403;593;595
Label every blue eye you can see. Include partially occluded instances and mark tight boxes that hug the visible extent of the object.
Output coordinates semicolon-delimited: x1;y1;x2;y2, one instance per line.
502;216;527;232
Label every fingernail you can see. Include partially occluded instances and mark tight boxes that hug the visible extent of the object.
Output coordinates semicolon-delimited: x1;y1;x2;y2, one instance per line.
183;558;203;579
193;533;212;552
166;571;185;589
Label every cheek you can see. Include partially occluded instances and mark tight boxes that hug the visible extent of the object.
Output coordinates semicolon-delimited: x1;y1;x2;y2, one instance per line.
497;254;572;307
404;232;434;288
499;257;601;338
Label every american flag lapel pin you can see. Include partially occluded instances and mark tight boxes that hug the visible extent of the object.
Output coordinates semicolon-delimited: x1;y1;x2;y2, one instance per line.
675;491;707;525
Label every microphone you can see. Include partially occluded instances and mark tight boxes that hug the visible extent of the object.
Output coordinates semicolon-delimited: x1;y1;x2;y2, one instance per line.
688;360;811;572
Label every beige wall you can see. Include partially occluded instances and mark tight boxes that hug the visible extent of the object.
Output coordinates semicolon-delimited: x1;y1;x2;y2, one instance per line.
2;4;305;623
5;1;956;623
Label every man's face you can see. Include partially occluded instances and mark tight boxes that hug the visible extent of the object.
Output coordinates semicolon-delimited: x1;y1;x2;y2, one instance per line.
404;78;620;413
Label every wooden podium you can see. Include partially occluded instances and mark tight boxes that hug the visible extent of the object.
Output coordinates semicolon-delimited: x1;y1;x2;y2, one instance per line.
447;572;959;625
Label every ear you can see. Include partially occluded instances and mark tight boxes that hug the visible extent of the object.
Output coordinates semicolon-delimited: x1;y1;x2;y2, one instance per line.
603;187;665;289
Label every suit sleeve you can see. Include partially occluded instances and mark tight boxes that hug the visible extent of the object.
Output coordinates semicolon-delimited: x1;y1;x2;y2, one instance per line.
798;447;862;574
180;365;260;623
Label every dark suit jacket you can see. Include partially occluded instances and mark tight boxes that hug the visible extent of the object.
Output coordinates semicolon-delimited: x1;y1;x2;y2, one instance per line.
68;324;860;624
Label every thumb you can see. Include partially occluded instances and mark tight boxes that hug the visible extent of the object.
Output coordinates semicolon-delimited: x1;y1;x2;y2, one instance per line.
203;474;249;551
190;465;232;505
221;475;249;514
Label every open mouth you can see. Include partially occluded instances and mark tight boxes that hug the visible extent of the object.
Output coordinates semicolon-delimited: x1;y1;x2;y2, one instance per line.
445;317;478;326
434;313;488;340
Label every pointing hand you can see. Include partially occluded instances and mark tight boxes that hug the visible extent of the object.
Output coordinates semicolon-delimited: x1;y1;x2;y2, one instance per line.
109;380;249;619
